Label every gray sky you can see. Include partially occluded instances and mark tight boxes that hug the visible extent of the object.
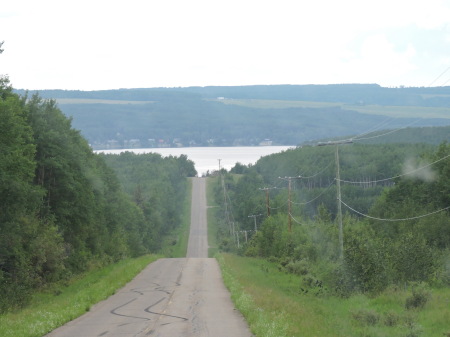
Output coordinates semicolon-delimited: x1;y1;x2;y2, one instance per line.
1;0;450;90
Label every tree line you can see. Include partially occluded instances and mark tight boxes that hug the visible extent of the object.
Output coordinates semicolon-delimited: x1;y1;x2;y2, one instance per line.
16;83;450;107
214;141;450;296
0;76;196;313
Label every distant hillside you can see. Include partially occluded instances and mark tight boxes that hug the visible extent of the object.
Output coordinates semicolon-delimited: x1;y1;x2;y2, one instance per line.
302;125;450;146
352;125;450;145
15;83;450;106
14;85;450;149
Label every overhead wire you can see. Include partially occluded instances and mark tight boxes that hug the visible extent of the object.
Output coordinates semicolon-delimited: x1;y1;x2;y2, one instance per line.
337;152;450;184
300;160;334;179
290;179;335;206
289;212;307;226
339;197;450;222
353;116;396;139
428;66;450;87
352;119;421;141
441;77;450;86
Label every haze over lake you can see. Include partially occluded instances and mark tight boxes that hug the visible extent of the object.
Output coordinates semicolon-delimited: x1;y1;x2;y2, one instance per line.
96;146;293;176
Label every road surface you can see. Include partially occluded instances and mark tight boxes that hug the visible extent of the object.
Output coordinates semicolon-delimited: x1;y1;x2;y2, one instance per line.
45;177;252;337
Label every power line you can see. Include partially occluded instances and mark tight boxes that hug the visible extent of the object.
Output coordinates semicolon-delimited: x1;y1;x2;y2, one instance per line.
353;116;396;139
290;179;335;206
289;212;307;226
339;197;450;222
428;66;450;87
300;160;334;179
442;77;450;86
353;119;421;141
337;152;450;185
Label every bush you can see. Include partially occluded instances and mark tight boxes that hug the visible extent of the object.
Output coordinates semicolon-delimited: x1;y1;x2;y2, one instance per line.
383;311;400;327
352;309;380;326
327;262;358;298
405;282;431;310
285;259;309;276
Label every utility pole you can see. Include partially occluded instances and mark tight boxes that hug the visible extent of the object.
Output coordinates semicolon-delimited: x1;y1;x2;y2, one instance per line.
259;187;274;216
279;176;301;233
317;139;353;259
259;187;276;217
335;145;344;260
248;214;263;232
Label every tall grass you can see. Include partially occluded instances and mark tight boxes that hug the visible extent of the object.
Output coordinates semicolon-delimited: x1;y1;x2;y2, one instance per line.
206;176;220;257
217;253;450;337
0;255;159;337
217;254;289;337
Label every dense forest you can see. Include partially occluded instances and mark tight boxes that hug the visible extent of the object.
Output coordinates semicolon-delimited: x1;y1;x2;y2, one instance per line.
0;76;196;313
214;140;450;295
14;85;450;149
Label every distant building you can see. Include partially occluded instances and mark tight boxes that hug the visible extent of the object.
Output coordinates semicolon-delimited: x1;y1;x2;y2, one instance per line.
259;139;273;146
127;139;141;148
106;139;119;149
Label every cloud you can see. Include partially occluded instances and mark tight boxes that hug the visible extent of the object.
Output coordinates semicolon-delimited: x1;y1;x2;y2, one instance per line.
2;0;450;89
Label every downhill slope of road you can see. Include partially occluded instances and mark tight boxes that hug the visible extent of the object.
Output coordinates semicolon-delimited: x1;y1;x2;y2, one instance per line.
45;177;252;337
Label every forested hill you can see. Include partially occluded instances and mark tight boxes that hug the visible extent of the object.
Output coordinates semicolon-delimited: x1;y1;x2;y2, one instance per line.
218;141;450;297
0;77;196;313
14;84;450;149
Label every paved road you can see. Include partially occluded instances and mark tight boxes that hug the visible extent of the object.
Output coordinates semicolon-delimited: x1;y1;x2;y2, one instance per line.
186;177;208;258
45;177;252;337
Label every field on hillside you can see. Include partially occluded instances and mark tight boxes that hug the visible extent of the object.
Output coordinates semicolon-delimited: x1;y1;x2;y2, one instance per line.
216;98;450;119
56;98;153;105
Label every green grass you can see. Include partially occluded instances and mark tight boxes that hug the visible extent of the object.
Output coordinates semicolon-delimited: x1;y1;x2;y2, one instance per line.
206;176;220;257
217;253;450;337
216;98;450;119
160;178;193;258
0;255;160;337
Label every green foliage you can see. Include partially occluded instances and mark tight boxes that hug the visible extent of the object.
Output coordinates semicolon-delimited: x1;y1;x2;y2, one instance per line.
352;308;380;326
101;152;196;252
0;255;159;337
344;225;390;293
214;141;450;297
405;283;431;310
0;81;193;313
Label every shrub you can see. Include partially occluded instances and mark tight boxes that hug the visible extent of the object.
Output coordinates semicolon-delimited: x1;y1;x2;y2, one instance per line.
285;259;309;276
405;282;431;310
383;311;400;327
352;309;380;326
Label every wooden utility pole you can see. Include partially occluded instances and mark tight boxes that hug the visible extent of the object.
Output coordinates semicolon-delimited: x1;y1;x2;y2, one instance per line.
317;139;353;259
335;145;344;260
279;176;301;233
259;187;274;217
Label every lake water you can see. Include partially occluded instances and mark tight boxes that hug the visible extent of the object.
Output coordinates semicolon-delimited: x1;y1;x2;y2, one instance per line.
96;146;293;176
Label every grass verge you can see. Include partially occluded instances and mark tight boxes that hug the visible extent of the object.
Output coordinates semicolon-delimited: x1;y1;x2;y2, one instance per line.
217;253;450;337
206;176;220;257
0;254;160;337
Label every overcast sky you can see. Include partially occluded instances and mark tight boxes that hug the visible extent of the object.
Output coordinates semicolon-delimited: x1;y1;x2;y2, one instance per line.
1;0;450;90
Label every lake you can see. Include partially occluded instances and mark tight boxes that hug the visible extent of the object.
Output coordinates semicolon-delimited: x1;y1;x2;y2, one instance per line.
96;146;293;176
